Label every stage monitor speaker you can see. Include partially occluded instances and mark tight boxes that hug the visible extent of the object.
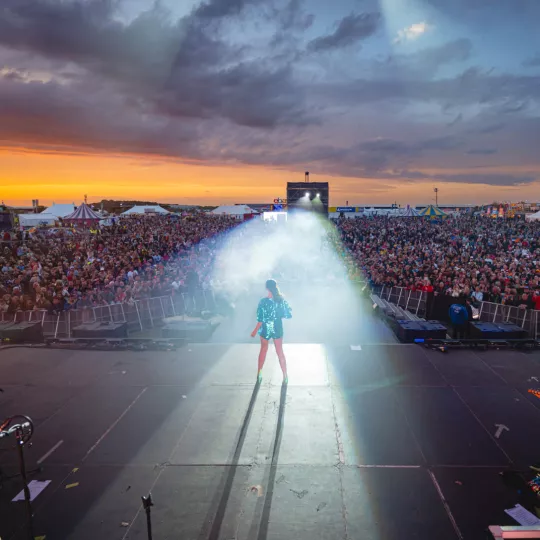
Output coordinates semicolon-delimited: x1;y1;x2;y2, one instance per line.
0;322;15;339
162;318;217;342
393;320;447;343
0;321;43;342
286;181;329;215
470;322;528;340
72;322;128;338
495;322;529;339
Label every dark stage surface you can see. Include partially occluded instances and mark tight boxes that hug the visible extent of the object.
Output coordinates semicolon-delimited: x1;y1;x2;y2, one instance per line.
1;342;540;540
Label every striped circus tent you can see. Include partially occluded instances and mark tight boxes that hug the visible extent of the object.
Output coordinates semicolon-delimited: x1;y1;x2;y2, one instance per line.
419;204;448;219
399;205;420;217
64;203;102;225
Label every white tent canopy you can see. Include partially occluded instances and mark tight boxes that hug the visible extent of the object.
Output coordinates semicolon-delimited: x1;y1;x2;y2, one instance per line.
121;205;169;215
211;205;258;216
526;210;540;221
399;205;421;217
19;213;57;227
42;203;76;218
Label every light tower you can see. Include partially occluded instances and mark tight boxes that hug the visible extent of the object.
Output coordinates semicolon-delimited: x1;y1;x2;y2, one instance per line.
434;187;439;206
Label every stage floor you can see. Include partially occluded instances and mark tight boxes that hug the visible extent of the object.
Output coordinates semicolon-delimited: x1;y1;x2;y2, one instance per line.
1;343;540;539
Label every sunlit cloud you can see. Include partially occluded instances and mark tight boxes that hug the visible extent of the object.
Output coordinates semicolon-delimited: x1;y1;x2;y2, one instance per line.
393;22;432;43
0;67;55;84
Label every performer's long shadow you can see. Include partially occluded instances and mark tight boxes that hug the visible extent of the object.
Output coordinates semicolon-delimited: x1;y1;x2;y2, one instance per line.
202;381;261;540
249;384;288;540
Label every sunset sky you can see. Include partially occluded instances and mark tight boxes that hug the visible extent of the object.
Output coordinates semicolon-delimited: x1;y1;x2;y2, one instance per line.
1;0;540;206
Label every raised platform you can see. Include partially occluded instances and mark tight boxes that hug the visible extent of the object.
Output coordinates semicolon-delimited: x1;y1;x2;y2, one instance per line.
1;343;540;539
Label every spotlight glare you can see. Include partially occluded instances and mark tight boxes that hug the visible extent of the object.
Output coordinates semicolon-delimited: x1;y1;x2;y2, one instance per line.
316;193;320;197
305;192;310;197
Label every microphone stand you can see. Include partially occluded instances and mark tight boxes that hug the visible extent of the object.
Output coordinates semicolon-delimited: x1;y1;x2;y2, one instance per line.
141;493;154;540
16;424;35;540
0;416;36;540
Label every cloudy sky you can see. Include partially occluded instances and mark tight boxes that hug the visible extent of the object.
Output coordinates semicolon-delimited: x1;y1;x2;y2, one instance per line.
1;0;540;205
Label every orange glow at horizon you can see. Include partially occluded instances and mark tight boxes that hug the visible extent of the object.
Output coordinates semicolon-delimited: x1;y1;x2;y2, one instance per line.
1;147;539;206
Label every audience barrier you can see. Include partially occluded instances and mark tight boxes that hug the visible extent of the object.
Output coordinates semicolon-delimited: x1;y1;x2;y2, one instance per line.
0;289;219;339
375;286;428;316
1;285;538;340
375;285;539;340
478;301;539;340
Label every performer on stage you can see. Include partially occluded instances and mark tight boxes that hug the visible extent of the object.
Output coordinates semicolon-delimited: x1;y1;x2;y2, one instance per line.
251;279;292;384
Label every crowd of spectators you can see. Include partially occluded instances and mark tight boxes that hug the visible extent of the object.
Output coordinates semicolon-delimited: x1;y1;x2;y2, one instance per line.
2;209;540;316
336;215;540;310
0;213;238;314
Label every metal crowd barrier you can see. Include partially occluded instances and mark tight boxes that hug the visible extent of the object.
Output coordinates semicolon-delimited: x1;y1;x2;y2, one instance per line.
376;286;427;316
0;289;221;339
368;287;539;339
3;288;538;340
478;301;538;339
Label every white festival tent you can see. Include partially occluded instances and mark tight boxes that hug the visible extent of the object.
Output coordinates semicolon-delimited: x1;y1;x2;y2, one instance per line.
19;213;57;227
526;210;540;221
19;203;77;228
121;205;170;215
211;205;259;219
43;203;76;218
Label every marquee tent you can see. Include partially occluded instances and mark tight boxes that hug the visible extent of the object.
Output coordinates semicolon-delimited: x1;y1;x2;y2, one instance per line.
64;203;102;225
211;205;258;220
19;213;57;227
19;202;80;227
42;203;76;218
121;205;169;215
419;205;448;219
399;205;420;217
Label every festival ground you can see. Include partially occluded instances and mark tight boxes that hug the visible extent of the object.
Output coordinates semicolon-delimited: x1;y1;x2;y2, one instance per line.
2;337;540;540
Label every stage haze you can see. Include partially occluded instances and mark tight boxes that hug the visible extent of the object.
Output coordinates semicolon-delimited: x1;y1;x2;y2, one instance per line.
209;212;375;343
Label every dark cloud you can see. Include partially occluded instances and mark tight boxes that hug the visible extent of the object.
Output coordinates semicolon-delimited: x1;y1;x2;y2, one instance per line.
194;0;253;19
326;68;540;107
158;63;311;128
265;135;467;177
421;135;463;151
424;0;540;18
308;12;380;51
0;0;310;129
0;72;199;158
390;169;535;186
270;0;314;31
415;38;472;65
380;39;472;78
475;122;506;134
447;113;463;127
357;135;463;157
437;173;535;185
359;138;410;154
501;101;528;114
466;148;497;155
0;0;118;62
523;54;540;67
